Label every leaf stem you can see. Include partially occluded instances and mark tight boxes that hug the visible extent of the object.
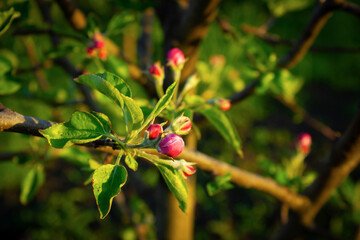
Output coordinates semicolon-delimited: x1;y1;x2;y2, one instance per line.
135;150;174;166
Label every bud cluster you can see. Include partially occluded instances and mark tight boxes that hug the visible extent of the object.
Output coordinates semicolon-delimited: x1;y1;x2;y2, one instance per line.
207;98;231;111
297;133;312;154
86;33;108;60
145;115;192;158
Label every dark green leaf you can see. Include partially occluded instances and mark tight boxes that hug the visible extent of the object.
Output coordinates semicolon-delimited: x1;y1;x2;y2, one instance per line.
154;162;188;212
20;165;45;205
106;12;136;36
206;173;234;196
198;107;243;156
0;7;20;36
92;164;127;219
40;111;111;148
0;73;21;95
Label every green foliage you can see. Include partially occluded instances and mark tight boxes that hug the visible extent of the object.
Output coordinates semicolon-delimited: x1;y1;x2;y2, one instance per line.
20;164;45;205
76;72;144;135
265;0;313;17
125;154;138;171
154;162;188;212
206;173;234;196
0;7;20;36
198;107;243;157
106;12;136;36
0;55;20;95
92;164;127;219
40;111;111;148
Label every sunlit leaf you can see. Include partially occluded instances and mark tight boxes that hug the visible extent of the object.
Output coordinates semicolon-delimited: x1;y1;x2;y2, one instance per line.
206;172;234;196
0;7;20;36
92;164;127;219
40;111;111;148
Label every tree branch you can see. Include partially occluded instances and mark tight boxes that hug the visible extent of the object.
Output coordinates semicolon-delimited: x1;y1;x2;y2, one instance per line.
272;105;360;239
0;103;310;213
335;1;360;18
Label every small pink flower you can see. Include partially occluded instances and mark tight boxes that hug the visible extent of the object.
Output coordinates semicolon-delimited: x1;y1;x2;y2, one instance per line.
168;115;192;135
297;133;312;154
149;62;164;79
157;133;184;158
87;47;95;56
167;48;185;69
147;124;163;140
217;98;231;111
94;40;105;49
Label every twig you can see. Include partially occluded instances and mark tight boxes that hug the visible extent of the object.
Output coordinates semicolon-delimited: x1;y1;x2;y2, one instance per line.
278;0;337;69
272;106;360;239
275;96;341;140
138;8;154;70
0;104;310;213
335;1;360;18
241;24;360;53
55;0;86;31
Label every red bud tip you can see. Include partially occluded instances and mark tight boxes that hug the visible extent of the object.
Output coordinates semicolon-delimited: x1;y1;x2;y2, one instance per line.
297;133;312;154
147;124;163;140
167;48;185;67
219;98;231;111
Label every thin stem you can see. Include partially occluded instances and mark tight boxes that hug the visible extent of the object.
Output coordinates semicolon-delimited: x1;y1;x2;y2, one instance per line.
135;149;174;166
172;70;182;107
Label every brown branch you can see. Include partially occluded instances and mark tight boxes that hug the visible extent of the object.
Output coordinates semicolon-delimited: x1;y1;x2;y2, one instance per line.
272;106;360;239
138;8;155;70
0;103;310;213
275;96;341;140
335;1;360;18
278;0;340;69
241;24;360;53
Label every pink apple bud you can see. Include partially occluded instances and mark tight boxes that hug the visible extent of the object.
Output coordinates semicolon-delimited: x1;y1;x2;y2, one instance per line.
98;49;108;60
179;160;196;179
208;98;231;111
86;47;95;56
167;48;185;70
168;115;192;135
149;62;164;80
147;124;163;140
297;133;312;154
94;40;105;49
157;133;184;158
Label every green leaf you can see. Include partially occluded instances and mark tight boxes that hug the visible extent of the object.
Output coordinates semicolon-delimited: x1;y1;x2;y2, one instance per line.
59;148;92;167
154;162;188;212
40;111;111;148
0;73;21;95
125;154;138;171
20;165;45;205
76;72;144;133
198;107;243;156
140;81;177;131
0;7;21;36
92;164;127;219
206;173;234;196
106;12;136;36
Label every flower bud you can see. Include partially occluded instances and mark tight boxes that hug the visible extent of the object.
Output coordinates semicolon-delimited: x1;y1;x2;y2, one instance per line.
208;98;231;111
147;124;163;140
168;115;192;135
297;133;312;154
94;40;105;49
178;160;196;179
87;47;95;57
167;48;185;70
98;49;108;60
149;62;164;80
157;133;184;158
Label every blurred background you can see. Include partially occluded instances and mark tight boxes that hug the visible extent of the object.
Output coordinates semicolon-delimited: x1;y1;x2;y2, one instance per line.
0;0;360;239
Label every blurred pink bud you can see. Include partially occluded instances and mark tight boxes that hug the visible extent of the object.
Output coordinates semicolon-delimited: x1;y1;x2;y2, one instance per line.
209;55;226;68
297;133;312;154
147;124;163;140
149;62;164;79
98;49;108;60
87;47;95;56
179;160;196;179
94;40;105;49
213;98;231;111
157;133;184;158
167;48;185;69
170;115;192;135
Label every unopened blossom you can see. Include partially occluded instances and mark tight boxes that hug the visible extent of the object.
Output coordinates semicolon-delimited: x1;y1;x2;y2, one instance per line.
168;115;192;135
157;133;184;158
167;48;185;70
147;124;163;140
297;133;312;154
178;160;196;179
